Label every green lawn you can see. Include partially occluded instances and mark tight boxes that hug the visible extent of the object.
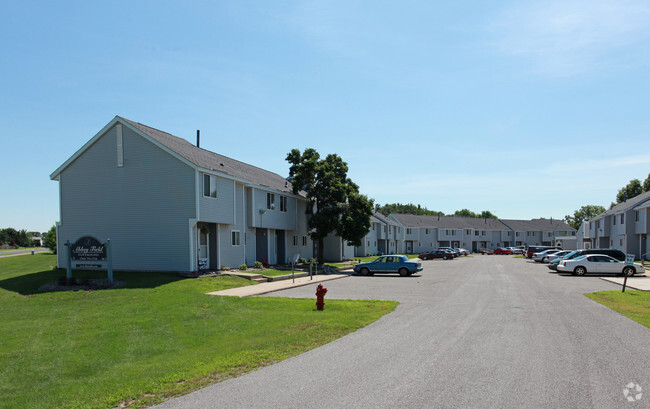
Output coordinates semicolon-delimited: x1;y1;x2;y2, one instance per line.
585;291;650;329
0;247;43;252
0;253;397;408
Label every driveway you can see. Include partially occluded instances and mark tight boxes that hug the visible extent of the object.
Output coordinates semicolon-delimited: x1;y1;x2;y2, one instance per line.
155;256;650;408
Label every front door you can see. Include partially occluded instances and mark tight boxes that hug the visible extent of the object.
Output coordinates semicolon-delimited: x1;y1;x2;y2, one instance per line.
256;229;269;264
406;241;413;254
199;230;209;269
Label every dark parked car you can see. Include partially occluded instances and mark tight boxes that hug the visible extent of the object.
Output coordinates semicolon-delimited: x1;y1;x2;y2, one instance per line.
419;250;454;260
354;255;423;276
547;248;626;271
438;247;460;257
524;246;557;259
494;247;513;255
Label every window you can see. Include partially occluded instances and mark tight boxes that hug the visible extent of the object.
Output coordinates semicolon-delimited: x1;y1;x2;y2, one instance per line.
597;220;601;228
620;239;623;246
372;224;375;231
203;174;217;198
445;229;455;236
280;196;288;212
406;228;412;234
620;214;624;224
293;235;298;246
482;231;486;236
466;229;471;235
303;236;308;246
231;231;240;246
266;193;275;210
516;232;520;237
425;229;429;234
613;217;616;225
636;211;640;222
475;231;479;236
367;241;370;247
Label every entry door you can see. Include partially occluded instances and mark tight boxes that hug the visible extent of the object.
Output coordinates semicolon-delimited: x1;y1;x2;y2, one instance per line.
406;241;413;254
199;231;209;269
276;230;286;265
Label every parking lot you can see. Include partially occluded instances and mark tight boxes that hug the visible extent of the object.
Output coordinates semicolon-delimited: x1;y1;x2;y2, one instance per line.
157;255;650;409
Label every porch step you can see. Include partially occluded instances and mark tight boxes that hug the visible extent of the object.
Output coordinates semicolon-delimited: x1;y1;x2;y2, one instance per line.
252;277;269;283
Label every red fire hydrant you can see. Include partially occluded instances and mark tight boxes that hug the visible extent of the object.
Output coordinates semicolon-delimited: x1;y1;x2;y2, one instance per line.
316;284;328;311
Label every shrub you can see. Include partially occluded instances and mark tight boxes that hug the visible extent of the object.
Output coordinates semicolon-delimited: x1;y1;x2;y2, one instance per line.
253;261;263;269
239;264;248;271
309;258;316;264
299;258;307;264
221;265;228;271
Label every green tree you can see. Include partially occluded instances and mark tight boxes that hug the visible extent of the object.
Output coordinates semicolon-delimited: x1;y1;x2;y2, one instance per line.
453;209;477;218
479;210;498;219
376;203;443;217
643;173;650;192
44;224;57;254
287;148;373;263
564;205;606;230
616;179;643;203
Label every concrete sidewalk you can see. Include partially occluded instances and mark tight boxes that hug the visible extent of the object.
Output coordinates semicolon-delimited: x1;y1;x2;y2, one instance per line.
599;275;650;291
206;274;349;297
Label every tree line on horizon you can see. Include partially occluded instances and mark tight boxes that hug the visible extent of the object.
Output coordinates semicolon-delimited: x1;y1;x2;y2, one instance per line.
374;203;498;220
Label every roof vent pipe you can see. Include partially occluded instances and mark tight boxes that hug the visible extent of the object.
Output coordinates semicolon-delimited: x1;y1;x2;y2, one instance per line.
196;130;200;148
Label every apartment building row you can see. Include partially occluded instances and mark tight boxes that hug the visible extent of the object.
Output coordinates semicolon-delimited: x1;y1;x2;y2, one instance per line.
355;213;576;256
580;190;650;260
51;116;578;272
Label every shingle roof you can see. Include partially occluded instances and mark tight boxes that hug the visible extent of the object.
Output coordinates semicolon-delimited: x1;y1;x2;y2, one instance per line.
373;211;399;226
594;190;650;218
499;218;575;232
391;214;506;230
120;117;296;195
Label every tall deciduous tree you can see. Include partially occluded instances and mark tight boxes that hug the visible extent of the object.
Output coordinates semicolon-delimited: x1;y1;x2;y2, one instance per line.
286;148;373;263
44;224;57;254
643;173;650;192
616;179;643;203
564;205;606;230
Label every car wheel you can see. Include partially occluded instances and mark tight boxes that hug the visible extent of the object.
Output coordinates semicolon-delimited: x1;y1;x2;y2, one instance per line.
623;266;636;277
399;268;409;277
574;266;587;276
424;256;429;260
443;255;448;260
360;267;370;276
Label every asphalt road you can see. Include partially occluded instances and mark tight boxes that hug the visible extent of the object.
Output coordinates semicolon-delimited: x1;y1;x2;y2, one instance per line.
155;256;650;409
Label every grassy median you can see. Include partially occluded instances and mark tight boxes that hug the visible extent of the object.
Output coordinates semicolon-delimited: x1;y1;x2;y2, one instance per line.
0;254;397;408
585;291;650;329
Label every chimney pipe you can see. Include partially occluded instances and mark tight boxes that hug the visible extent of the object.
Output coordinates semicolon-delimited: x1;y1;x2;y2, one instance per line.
196;130;200;148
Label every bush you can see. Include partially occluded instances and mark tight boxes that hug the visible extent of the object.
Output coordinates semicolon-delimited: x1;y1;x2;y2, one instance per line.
309;258;316;264
299;258;307;264
239;264;248;271
253;261;263;269
221;265;228;271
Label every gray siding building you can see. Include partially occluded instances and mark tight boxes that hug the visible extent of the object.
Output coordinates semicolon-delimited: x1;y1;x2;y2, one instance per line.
51;116;313;273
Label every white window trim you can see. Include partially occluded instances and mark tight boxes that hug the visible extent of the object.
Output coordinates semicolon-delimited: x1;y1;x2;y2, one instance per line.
231;230;241;246
203;174;217;199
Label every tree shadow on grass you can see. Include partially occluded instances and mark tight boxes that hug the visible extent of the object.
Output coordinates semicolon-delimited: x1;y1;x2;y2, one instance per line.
0;269;188;295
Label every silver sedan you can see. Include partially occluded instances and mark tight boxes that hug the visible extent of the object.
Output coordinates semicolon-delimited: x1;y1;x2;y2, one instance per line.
557;254;645;276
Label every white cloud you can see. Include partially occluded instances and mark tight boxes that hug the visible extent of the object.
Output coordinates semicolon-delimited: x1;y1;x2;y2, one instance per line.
491;0;650;76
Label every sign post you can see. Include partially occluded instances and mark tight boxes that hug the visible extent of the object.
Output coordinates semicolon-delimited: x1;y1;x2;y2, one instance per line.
106;239;113;283
622;254;635;293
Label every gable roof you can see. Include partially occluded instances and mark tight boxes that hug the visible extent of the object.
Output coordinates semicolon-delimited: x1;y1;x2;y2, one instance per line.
391;214;505;230
592;190;650;218
51;116;297;195
499;218;575;232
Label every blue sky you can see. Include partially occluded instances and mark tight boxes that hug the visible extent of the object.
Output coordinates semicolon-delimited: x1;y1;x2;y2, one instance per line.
2;0;650;232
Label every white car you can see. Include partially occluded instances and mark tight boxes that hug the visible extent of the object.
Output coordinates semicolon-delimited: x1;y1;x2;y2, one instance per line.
543;250;572;263
557;254;644;276
533;249;561;262
509;247;524;255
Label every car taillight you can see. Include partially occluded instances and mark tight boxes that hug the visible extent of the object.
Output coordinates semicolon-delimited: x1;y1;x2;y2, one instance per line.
560;261;565;266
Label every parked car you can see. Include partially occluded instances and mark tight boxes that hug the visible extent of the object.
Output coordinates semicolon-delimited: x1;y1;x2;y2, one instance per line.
533;249;561;262
547;248;626;271
557;254;644;276
418;250;454;260
543;250;572;263
494;247;513;255
457;248;470;256
354;255;423;276
438;247;460;257
525;246;557;259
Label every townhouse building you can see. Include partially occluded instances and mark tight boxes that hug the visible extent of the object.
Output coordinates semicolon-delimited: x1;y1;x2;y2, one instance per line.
582;191;650;259
390;214;575;254
499;219;577;250
354;212;403;256
50;116;314;273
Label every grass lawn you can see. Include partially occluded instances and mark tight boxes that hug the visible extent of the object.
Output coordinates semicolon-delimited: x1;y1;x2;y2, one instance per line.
0;253;397;408
0;247;42;252
585;291;650;329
